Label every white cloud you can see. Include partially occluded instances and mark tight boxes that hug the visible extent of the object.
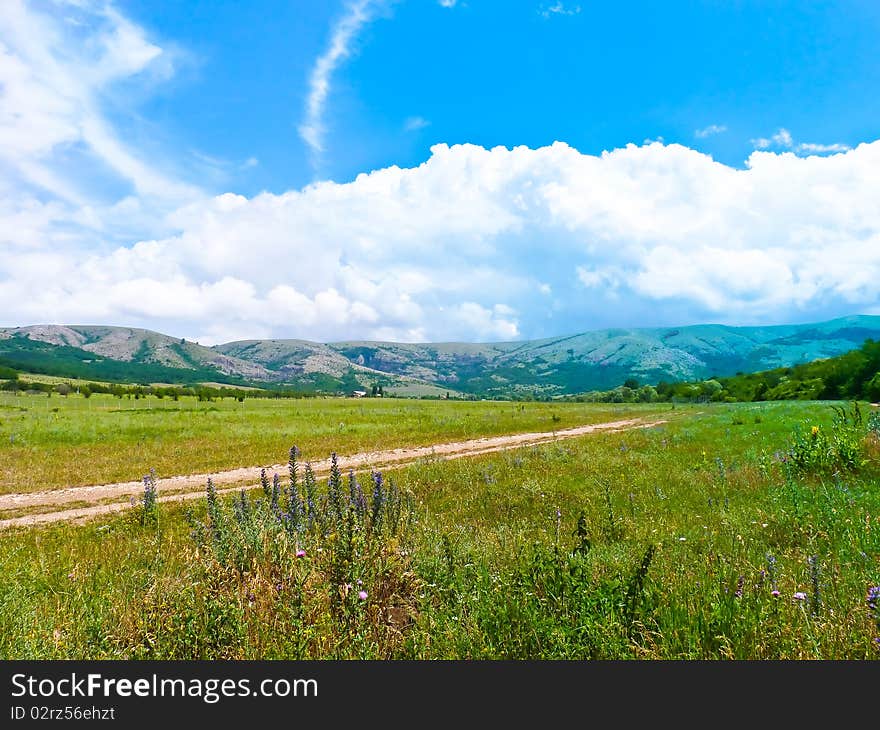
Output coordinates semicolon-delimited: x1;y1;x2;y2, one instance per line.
4;137;880;344
695;124;727;139
0;0;202;258
751;127;849;156
298;0;381;162
540;3;581;18
438;0;458;7
403;116;431;132
796;142;850;154
772;128;793;148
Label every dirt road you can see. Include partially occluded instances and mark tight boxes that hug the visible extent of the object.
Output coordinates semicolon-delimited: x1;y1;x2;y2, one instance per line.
0;416;666;530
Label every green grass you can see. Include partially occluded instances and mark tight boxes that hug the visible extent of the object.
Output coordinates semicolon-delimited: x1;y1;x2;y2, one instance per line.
0;400;878;659
0;392;668;493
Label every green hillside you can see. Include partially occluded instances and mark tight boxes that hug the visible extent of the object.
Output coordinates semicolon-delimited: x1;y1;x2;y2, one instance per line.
707;338;880;402
0;334;250;387
332;315;880;396
3;315;880;398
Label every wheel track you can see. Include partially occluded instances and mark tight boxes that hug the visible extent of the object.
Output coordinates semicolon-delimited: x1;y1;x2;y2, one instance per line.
0;416;667;529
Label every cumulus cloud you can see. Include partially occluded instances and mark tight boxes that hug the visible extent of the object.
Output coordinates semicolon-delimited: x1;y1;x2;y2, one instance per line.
4;136;880;344
751;127;849;155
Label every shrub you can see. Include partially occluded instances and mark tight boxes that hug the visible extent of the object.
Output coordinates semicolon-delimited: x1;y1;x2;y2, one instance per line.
786;402;866;473
172;447;419;658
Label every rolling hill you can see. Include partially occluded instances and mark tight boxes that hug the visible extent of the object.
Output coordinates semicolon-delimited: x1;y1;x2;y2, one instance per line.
2;315;879;397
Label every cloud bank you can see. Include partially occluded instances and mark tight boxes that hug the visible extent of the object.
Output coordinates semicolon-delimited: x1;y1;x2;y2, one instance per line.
4;137;880;345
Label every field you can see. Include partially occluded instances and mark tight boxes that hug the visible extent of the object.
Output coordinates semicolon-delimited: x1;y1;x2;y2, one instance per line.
0;391;666;494
0;397;878;659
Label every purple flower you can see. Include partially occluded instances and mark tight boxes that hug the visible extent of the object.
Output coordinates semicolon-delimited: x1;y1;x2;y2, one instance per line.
771;590;780;598
358;590;368;600
867;586;880;610
295;549;306;558
793;592;807;601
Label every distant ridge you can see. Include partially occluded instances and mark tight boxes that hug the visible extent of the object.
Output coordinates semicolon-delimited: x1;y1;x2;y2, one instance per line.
2;315;879;397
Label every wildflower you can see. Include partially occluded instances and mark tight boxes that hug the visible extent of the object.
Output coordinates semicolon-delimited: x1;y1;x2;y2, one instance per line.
358;590;368;601
771;590;780;598
295;549;306;558
735;575;744;599
811;425;820;437
868;586;880;610
678;536;686;542
793;592;807;601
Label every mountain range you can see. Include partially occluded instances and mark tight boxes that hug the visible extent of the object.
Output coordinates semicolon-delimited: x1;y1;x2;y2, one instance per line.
1;315;879;398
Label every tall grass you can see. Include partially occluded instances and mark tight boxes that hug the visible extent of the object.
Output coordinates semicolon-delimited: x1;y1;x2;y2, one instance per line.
0;401;878;659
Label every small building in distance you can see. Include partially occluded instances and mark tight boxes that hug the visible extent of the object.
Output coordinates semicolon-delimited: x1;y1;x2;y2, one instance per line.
351;390;368;398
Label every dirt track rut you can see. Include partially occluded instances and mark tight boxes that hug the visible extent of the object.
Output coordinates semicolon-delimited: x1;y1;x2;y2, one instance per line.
0;416;666;530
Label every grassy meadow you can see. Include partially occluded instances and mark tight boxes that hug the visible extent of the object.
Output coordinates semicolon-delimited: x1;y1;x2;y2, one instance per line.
0;399;878;659
0;391;667;493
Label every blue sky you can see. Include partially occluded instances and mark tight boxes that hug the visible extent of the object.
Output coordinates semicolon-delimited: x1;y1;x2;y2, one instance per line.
1;0;879;343
118;0;880;191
